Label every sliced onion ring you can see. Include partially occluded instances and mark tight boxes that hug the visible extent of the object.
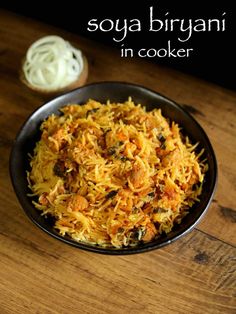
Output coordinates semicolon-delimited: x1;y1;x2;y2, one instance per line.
23;35;84;90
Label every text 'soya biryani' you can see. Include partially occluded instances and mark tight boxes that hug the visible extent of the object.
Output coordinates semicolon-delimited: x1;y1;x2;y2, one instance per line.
28;98;207;248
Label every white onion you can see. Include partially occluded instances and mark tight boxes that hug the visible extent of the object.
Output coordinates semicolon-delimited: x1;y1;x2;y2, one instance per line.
23;35;84;90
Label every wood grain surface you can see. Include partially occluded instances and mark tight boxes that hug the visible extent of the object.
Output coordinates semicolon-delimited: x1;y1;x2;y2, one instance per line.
0;9;235;314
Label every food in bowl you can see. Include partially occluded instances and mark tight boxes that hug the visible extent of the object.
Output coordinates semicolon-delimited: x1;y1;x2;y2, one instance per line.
27;97;207;248
21;35;88;94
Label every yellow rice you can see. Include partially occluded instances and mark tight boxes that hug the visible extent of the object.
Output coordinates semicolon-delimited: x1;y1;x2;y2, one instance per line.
28;98;207;248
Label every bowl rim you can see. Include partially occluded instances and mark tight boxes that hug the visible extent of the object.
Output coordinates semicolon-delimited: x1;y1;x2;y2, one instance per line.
9;81;218;255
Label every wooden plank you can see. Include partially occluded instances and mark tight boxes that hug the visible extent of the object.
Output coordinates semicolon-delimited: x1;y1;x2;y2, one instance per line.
0;217;235;313
0;9;236;313
1;10;235;246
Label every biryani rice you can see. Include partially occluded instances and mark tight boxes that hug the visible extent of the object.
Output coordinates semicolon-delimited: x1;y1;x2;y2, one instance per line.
28;98;207;248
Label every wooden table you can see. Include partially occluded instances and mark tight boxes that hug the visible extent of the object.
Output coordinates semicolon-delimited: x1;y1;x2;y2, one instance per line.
0;9;235;314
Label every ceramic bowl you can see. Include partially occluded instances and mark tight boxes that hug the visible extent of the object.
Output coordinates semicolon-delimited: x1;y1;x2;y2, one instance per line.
10;82;217;254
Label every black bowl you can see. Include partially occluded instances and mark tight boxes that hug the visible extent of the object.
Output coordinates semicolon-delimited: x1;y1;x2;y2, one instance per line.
10;82;217;255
